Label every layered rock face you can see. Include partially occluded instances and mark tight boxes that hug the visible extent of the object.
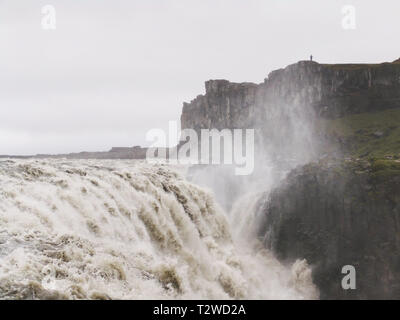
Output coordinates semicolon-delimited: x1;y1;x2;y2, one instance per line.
181;80;259;131
181;59;400;299
182;60;400;157
181;60;400;131
256;159;400;299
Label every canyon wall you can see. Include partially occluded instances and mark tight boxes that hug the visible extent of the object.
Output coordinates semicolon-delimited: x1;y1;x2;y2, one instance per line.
181;59;400;299
257;158;400;299
181;60;400;159
182;60;400;130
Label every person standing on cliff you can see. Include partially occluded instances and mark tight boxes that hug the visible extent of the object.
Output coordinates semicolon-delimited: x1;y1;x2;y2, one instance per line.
310;55;313;61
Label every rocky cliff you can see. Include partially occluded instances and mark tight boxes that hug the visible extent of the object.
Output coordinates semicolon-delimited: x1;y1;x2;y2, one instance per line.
181;59;400;159
182;60;400;129
256;158;400;299
181;58;400;299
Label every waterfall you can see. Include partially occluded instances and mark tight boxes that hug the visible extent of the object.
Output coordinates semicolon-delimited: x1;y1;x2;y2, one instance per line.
0;159;317;299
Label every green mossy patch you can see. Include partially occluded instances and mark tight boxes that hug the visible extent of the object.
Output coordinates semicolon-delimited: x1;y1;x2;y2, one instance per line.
370;159;400;183
320;108;400;158
371;159;400;171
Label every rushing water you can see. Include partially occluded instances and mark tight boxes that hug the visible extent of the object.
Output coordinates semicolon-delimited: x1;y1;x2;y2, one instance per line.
0;159;317;299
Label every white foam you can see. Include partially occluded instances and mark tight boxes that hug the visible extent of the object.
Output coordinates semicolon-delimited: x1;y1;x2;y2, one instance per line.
0;159;317;299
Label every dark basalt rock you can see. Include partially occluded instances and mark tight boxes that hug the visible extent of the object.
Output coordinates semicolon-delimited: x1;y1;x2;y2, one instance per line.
181;60;400;134
180;59;400;299
181;59;400;163
256;158;400;299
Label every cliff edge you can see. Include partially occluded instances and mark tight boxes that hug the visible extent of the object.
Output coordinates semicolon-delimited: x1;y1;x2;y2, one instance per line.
181;59;400;159
181;58;400;299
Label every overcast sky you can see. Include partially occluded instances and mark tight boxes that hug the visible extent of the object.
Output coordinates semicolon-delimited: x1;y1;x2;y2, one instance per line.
0;0;399;155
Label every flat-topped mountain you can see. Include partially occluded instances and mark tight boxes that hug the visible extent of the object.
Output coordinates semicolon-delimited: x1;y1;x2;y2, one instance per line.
182;59;400;159
182;58;400;125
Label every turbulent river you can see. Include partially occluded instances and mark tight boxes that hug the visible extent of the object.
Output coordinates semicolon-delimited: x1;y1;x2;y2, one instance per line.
0;159;317;299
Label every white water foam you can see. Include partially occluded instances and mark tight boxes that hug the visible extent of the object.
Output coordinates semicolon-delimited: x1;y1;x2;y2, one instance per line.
0;159;317;299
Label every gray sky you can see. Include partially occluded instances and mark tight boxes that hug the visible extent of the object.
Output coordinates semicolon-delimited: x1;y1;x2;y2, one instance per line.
0;0;399;155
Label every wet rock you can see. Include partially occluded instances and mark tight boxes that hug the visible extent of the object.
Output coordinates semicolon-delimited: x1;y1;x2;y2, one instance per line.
256;159;400;299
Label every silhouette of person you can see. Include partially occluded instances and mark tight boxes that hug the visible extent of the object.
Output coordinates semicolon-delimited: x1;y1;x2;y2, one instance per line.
310;55;313;61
